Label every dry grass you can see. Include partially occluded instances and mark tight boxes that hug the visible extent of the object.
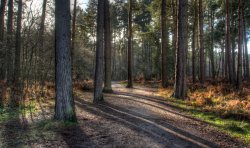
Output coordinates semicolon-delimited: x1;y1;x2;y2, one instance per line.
158;81;250;120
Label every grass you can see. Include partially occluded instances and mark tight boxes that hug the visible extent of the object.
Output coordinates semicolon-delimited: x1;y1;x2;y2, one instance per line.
159;92;250;143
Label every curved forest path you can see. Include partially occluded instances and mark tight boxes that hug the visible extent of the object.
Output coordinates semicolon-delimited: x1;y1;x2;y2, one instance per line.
71;83;247;148
0;83;248;147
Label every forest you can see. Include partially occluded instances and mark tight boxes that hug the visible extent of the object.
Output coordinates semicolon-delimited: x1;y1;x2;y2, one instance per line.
0;0;250;147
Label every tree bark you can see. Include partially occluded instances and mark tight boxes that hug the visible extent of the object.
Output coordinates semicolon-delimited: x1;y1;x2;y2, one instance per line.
192;0;198;83
0;0;6;41
55;0;76;122
12;0;23;107
161;0;168;88
225;0;234;83
5;0;14;83
236;0;242;89
0;0;7;80
127;0;133;88
199;0;205;84
71;0;76;61
243;9;249;80
93;0;105;102
173;0;188;99
103;0;112;92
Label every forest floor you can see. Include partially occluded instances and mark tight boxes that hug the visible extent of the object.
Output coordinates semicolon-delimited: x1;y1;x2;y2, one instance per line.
0;82;249;147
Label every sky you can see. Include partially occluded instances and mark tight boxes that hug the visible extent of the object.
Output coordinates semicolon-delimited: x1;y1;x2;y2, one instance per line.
78;0;89;10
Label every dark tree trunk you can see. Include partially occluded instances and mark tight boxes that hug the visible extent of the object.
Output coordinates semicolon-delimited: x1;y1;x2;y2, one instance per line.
55;0;76;122
225;0;233;83
199;0;205;84
5;0;14;83
161;0;168;88
93;0;105;102
209;9;215;79
12;0;22;107
71;0;76;61
103;0;112;92
173;0;188;99
127;0;133;88
243;10;249;80
236;0;243;89
0;0;6;41
192;0;198;83
0;0;7;80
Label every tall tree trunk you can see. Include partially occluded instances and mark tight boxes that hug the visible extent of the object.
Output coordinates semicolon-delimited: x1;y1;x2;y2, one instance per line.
209;9;215;79
161;0;168;88
103;0;112;92
173;0;188;99
55;0;76;122
93;0;105;102
5;0;14;83
171;0;177;69
236;0;242;89
127;0;133;88
0;0;7;80
243;9;249;80
71;0;76;64
12;0;22;107
0;0;6;41
192;0;198;83
199;0;205;84
225;0;233;83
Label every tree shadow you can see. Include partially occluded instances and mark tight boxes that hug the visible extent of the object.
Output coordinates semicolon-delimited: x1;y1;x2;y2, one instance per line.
108;92;214;125
1;108;29;147
74;96;217;148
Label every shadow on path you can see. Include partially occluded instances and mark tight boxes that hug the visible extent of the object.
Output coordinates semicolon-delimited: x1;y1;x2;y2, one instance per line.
74;96;217;148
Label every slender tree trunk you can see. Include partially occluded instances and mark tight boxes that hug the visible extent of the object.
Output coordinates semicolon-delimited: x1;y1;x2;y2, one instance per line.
209;9;215;79
103;0;112;92
226;0;233;83
173;0;188;99
93;0;105;102
127;0;133;88
0;0;6;41
236;0;242;89
199;0;205;84
243;10;249;80
12;0;23;107
161;0;168;88
54;0;76;122
0;0;7;80
71;0;76;63
5;0;14;83
38;0;47;85
192;0;198;83
171;0;177;67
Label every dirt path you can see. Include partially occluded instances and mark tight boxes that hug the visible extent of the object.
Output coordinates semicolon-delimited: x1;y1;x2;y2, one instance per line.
0;83;248;147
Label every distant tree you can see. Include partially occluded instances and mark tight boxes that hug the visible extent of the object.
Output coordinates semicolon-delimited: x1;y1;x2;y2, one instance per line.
236;0;242;89
225;0;233;83
192;0;198;83
54;0;76;121
199;0;205;84
0;0;7;79
93;0;105;102
173;0;188;99
6;0;14;83
127;0;133;88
